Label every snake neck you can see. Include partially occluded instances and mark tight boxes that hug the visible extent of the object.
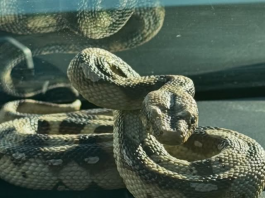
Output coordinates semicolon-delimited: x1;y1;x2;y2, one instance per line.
113;110;193;197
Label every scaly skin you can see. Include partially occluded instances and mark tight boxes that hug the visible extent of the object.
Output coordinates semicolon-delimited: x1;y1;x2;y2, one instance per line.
0;0;165;97
68;48;265;198
0;48;264;198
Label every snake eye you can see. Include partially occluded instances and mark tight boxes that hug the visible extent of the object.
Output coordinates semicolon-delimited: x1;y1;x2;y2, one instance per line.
190;116;196;124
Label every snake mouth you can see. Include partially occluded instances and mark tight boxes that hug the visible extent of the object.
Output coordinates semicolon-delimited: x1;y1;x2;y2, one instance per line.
156;120;192;145
157;131;184;145
143;105;198;146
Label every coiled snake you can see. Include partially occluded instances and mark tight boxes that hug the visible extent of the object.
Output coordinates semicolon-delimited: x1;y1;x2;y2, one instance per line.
0;0;165;97
0;48;264;198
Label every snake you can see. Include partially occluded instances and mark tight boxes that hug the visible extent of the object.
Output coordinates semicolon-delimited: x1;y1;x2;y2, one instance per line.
0;0;165;97
0;48;264;198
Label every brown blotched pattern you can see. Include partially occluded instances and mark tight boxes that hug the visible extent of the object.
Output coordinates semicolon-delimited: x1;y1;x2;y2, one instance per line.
0;110;123;190
0;0;165;98
0;47;264;198
68;48;265;198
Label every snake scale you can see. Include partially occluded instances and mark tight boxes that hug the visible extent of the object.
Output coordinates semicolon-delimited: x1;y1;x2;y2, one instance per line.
0;48;264;198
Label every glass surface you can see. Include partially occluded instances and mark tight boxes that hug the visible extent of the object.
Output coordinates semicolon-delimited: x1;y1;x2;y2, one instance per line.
0;0;264;197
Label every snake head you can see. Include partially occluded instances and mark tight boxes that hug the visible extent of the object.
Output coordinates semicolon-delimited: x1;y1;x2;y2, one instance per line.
142;89;198;145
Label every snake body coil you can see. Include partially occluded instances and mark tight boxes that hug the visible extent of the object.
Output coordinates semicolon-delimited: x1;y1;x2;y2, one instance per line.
0;0;165;97
0;48;264;198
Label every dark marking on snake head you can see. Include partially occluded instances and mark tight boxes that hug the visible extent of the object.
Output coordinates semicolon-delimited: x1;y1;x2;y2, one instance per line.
94;125;113;133
169;93;177;130
246;142;259;158
37;120;50;134
59;120;85;134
